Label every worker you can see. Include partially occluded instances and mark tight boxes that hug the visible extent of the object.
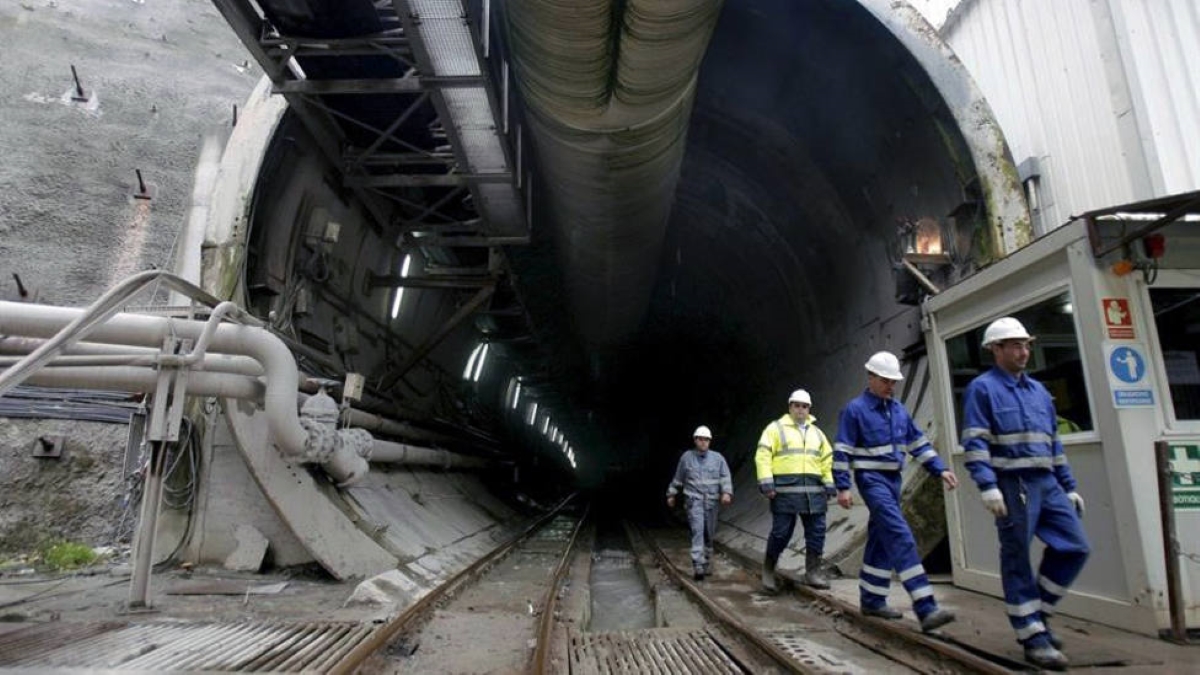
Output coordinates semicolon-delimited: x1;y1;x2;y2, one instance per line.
834;351;958;632
666;425;733;581
756;389;834;593
961;317;1089;671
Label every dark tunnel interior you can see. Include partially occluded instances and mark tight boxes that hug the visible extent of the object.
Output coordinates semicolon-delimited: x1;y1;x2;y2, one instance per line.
505;0;978;495
245;0;990;508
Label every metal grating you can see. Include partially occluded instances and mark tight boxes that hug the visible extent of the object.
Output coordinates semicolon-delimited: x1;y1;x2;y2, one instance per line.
760;628;867;675
0;620;375;672
568;628;744;674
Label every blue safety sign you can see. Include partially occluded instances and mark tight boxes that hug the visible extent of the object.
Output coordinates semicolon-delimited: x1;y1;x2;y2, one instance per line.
1104;342;1156;408
1109;346;1146;384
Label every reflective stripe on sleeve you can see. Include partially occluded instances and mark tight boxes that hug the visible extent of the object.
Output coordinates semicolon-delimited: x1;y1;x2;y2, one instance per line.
991;456;1054;469
850;460;901;471
962;450;991;463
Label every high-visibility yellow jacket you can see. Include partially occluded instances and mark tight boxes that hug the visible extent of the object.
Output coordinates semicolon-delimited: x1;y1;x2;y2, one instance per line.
755;413;834;491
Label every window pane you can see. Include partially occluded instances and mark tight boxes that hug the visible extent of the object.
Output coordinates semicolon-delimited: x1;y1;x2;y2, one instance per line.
945;292;1092;434
1149;288;1200;421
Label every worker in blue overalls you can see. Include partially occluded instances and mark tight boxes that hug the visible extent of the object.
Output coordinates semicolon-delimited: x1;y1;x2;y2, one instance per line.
666;425;733;581
834;351;958;632
961;317;1089;671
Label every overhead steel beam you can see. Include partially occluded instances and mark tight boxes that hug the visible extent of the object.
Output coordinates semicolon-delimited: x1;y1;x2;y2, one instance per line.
407;235;530;247
210;0;394;236
378;284;496;391
346;92;431;173
366;272;498;290
210;0;285;79
344;151;455;166
346;172;512;188
274;76;483;95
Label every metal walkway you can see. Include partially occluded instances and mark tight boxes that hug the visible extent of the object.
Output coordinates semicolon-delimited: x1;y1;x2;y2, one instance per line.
0;620;375;672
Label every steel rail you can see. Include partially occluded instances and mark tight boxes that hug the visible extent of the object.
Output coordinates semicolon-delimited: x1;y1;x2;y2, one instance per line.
645;529;1013;675
768;562;1015;674
324;494;579;675
531;504;590;674
633;522;815;674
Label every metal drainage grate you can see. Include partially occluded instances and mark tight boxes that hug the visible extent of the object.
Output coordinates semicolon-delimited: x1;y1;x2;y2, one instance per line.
761;628;867;675
569;627;744;674
0;620;375;672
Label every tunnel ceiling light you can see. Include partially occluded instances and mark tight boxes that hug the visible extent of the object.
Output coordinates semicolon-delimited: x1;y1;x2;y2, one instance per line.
471;343;490;382
463;342;484;380
541;416;550;434
527;402;538;425
511;381;521;409
389;254;413;319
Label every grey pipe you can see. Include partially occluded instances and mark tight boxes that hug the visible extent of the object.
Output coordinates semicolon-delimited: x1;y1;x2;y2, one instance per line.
0;270;259;400
0;300;306;455
370;439;492;469
0;353;264;376
22;365;264;400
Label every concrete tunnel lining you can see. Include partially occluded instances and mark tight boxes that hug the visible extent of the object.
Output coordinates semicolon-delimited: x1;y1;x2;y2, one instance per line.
185;0;1025;574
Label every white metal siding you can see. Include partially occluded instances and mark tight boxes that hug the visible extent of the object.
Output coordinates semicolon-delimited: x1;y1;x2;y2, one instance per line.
942;0;1199;230
1111;0;1200;195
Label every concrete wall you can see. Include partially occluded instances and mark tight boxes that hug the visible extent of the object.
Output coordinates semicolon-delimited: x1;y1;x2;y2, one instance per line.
0;0;257;559
0;418;130;555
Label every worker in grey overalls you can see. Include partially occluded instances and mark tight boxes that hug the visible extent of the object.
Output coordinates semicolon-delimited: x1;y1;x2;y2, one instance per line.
667;426;734;580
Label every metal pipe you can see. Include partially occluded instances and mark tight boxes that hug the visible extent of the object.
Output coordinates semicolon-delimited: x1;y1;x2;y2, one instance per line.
21;366;264;400
369;439;491;469
174;301;238;367
0;336;157;357
1155;440;1188;643
0;353;263;376
293;391;454;446
0;301;306;455
901;257;943;295
129;440;167;607
0;270;259;399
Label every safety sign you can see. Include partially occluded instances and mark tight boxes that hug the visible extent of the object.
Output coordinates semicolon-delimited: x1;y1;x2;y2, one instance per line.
1168;444;1200;510
1104;342;1155;407
1101;297;1134;339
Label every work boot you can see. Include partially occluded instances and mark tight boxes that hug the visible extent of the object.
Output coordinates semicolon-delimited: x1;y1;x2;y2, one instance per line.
919;608;956;632
761;554;779;595
1043;620;1064;649
693;567;705;582
1024;644;1069;671
862;606;903;620
803;552;830;589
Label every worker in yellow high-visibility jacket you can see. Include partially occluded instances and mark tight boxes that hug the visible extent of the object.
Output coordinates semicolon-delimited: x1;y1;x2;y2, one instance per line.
755;389;834;593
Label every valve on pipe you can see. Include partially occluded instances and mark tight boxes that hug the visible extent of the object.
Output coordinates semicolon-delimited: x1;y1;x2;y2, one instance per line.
299;385;372;487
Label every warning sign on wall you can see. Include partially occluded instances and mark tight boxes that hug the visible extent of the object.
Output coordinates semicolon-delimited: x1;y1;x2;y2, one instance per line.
1102;298;1134;339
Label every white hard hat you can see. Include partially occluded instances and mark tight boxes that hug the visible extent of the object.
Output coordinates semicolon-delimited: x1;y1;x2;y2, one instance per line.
865;351;905;381
693;425;712;439
982;317;1034;348
788;389;812;405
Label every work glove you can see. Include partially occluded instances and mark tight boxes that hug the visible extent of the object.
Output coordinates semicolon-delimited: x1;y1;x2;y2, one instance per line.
1067;492;1085;518
981;488;1007;518
824;486;838;499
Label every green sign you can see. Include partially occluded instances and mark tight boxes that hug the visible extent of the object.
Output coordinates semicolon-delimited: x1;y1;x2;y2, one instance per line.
1169;444;1200;510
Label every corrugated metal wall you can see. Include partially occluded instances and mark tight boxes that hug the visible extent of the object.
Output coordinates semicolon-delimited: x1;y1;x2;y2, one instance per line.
1112;0;1200;196
942;0;1199;232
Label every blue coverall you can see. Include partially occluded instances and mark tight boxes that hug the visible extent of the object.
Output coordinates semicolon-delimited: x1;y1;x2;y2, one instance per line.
667;449;733;572
835;390;948;620
961;367;1090;648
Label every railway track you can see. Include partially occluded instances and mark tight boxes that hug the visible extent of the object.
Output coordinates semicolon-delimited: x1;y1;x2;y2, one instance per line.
630;524;1016;675
0;508;1035;673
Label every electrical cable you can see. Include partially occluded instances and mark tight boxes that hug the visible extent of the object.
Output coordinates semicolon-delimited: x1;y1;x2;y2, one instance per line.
0;385;138;423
